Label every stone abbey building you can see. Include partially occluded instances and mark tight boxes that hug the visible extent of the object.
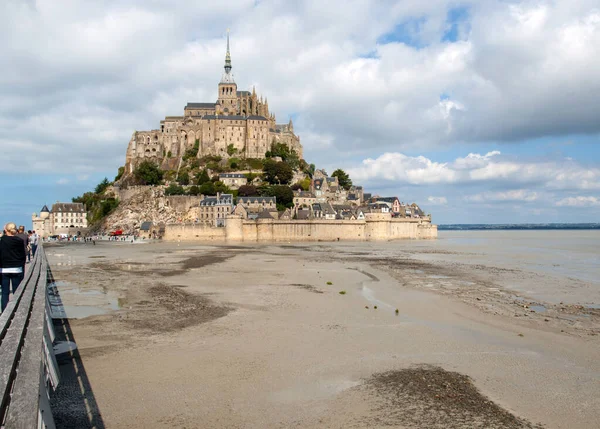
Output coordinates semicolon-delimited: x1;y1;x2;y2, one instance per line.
125;32;302;174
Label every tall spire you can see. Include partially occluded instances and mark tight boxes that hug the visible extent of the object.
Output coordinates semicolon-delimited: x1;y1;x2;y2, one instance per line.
220;29;235;84
225;29;231;73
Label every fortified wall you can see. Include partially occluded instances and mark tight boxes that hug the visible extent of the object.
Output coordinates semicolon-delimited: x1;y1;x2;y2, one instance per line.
163;214;437;242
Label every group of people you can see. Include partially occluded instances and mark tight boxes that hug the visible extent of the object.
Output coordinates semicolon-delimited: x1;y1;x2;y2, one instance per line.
0;224;39;311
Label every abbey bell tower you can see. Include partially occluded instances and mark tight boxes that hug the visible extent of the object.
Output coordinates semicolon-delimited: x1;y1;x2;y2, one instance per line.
217;30;238;115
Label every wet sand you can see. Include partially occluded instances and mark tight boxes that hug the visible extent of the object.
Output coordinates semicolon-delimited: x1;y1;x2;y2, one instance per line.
46;238;600;428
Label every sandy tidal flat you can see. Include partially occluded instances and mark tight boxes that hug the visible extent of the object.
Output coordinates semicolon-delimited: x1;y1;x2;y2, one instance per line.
46;237;600;429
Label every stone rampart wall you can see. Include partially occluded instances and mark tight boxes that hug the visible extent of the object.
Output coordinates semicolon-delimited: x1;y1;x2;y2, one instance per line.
114;186;150;202
163;224;226;241
165;196;203;212
163;215;437;242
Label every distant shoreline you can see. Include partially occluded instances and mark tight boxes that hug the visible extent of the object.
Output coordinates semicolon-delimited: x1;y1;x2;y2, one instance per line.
438;223;600;230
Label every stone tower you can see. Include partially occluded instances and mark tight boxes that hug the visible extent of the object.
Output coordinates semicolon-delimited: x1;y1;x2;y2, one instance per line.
217;30;238;115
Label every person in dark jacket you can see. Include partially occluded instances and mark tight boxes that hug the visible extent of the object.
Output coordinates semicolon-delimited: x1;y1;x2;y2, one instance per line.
0;223;27;311
16;225;29;263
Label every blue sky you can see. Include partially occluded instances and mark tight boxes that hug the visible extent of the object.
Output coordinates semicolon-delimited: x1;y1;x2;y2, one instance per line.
1;0;599;227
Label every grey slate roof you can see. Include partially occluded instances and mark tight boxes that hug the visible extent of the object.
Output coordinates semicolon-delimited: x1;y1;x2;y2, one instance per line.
256;210;274;219
332;204;353;211
237;196;276;204
200;194;233;206
376;197;399;203
140;221;152;231
185;102;216;109
219;173;246;178
237;91;251;96
246;115;268;121
40;205;50;212
321;202;336;215
297;210;311;220
52;202;85;212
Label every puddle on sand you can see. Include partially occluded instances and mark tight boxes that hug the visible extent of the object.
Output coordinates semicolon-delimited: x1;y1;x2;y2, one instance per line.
361;286;394;310
48;280;121;319
529;305;547;313
584;304;600;310
428;274;450;279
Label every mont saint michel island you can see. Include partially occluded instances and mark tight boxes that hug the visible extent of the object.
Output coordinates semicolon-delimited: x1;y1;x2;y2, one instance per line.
3;6;599;429
33;32;437;242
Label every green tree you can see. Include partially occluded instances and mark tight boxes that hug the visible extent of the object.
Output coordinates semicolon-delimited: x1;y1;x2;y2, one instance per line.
165;183;186;196
183;139;200;161
197;169;210;185
97;199;119;221
115;166;125;182
227;144;238;156
238;185;258;197
178;171;190;186
299;177;311;191
263;159;293;185
95;178;111;194
256;183;271;196
331;169;352;190
214;181;231;194
245;172;259;183
228;157;240;170
188;185;201;196
267;185;294;208
304;163;316;179
199;181;216;196
134;161;163;185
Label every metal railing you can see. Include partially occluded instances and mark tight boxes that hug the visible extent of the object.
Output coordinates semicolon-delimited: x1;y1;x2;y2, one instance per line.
0;245;59;428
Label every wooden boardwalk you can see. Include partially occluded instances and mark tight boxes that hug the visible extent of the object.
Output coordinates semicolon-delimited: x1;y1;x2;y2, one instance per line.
0;246;59;428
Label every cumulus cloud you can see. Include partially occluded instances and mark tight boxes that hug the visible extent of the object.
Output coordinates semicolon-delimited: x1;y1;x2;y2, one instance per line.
1;0;599;173
427;196;448;205
349;150;600;191
464;190;539;202
555;196;600;207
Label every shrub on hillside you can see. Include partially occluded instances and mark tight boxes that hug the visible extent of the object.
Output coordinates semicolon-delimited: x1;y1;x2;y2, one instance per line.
134;161;163;185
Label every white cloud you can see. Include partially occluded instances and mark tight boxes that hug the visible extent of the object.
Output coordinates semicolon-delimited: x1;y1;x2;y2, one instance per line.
349;153;457;184
465;190;539;202
427;196;448;205
1;0;599;173
555;196;600;207
349;150;600;191
56;178;69;185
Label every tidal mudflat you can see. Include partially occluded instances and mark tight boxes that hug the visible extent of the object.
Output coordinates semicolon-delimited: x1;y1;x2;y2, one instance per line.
46;232;600;428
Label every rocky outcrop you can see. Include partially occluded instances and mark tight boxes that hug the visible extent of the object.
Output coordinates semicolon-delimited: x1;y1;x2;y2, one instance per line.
101;186;201;234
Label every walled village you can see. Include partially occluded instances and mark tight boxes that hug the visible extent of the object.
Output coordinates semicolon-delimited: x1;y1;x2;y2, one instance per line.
34;33;436;241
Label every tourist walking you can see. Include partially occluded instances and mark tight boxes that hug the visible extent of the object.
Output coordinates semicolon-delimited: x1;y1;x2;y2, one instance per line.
0;223;27;311
16;226;29;264
30;230;39;257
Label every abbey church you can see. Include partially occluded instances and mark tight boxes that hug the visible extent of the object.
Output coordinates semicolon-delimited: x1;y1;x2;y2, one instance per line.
125;32;302;174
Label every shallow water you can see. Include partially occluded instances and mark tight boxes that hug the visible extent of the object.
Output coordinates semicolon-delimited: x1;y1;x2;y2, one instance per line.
439;230;600;284
48;280;121;319
386;230;600;305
